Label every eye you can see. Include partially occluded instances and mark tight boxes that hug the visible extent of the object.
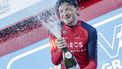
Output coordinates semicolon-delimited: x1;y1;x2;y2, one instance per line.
59;10;63;14
65;8;69;11
66;8;72;12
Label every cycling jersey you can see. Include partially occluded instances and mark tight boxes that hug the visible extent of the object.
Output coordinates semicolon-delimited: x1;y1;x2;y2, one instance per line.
49;20;97;69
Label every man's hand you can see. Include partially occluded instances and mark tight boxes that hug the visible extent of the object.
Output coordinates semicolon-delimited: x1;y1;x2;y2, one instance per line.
56;38;66;50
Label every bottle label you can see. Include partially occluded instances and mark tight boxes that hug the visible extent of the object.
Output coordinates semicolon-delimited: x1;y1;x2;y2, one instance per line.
65;51;72;59
68;64;80;69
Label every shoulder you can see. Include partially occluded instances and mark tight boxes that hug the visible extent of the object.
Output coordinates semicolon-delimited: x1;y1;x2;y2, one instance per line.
80;20;97;33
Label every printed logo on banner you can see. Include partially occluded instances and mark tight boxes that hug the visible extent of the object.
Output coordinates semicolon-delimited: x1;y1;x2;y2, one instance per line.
0;0;10;16
97;16;122;69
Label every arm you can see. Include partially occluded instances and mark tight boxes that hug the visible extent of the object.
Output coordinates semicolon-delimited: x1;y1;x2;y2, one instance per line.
49;34;63;65
84;29;97;69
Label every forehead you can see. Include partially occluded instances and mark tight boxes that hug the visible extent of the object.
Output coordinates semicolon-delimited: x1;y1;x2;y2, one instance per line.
59;2;73;10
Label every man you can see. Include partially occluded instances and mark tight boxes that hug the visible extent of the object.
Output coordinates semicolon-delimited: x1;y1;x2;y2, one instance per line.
49;0;97;69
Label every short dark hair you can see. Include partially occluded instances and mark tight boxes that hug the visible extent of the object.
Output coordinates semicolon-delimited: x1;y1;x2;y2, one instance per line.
55;0;78;9
55;0;78;16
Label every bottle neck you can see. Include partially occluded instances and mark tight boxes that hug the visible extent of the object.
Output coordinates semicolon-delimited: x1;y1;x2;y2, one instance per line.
62;47;68;53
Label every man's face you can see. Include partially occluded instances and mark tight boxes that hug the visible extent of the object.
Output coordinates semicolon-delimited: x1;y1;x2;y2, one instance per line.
59;2;78;26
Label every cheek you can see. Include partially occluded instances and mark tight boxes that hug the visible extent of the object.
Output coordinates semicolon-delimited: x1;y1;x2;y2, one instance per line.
59;14;63;20
68;12;74;20
59;12;63;18
72;12;77;19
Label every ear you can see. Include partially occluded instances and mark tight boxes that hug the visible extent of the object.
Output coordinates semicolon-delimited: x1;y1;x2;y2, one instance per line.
76;7;80;16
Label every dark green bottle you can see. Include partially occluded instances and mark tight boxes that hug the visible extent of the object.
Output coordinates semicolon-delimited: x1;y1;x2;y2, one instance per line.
62;47;80;69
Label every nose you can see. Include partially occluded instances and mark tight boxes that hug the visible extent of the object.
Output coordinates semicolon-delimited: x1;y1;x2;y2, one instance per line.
62;11;68;19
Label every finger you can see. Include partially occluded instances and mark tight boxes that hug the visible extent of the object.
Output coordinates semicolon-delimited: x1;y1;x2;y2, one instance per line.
57;44;66;49
57;43;66;48
57;37;65;41
57;43;66;49
57;41;66;45
57;39;63;42
57;39;66;43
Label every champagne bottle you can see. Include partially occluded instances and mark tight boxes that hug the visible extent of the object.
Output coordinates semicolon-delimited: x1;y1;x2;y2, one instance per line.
62;47;80;69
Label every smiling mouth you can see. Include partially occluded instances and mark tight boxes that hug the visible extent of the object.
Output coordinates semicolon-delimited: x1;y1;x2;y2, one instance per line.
64;15;71;20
